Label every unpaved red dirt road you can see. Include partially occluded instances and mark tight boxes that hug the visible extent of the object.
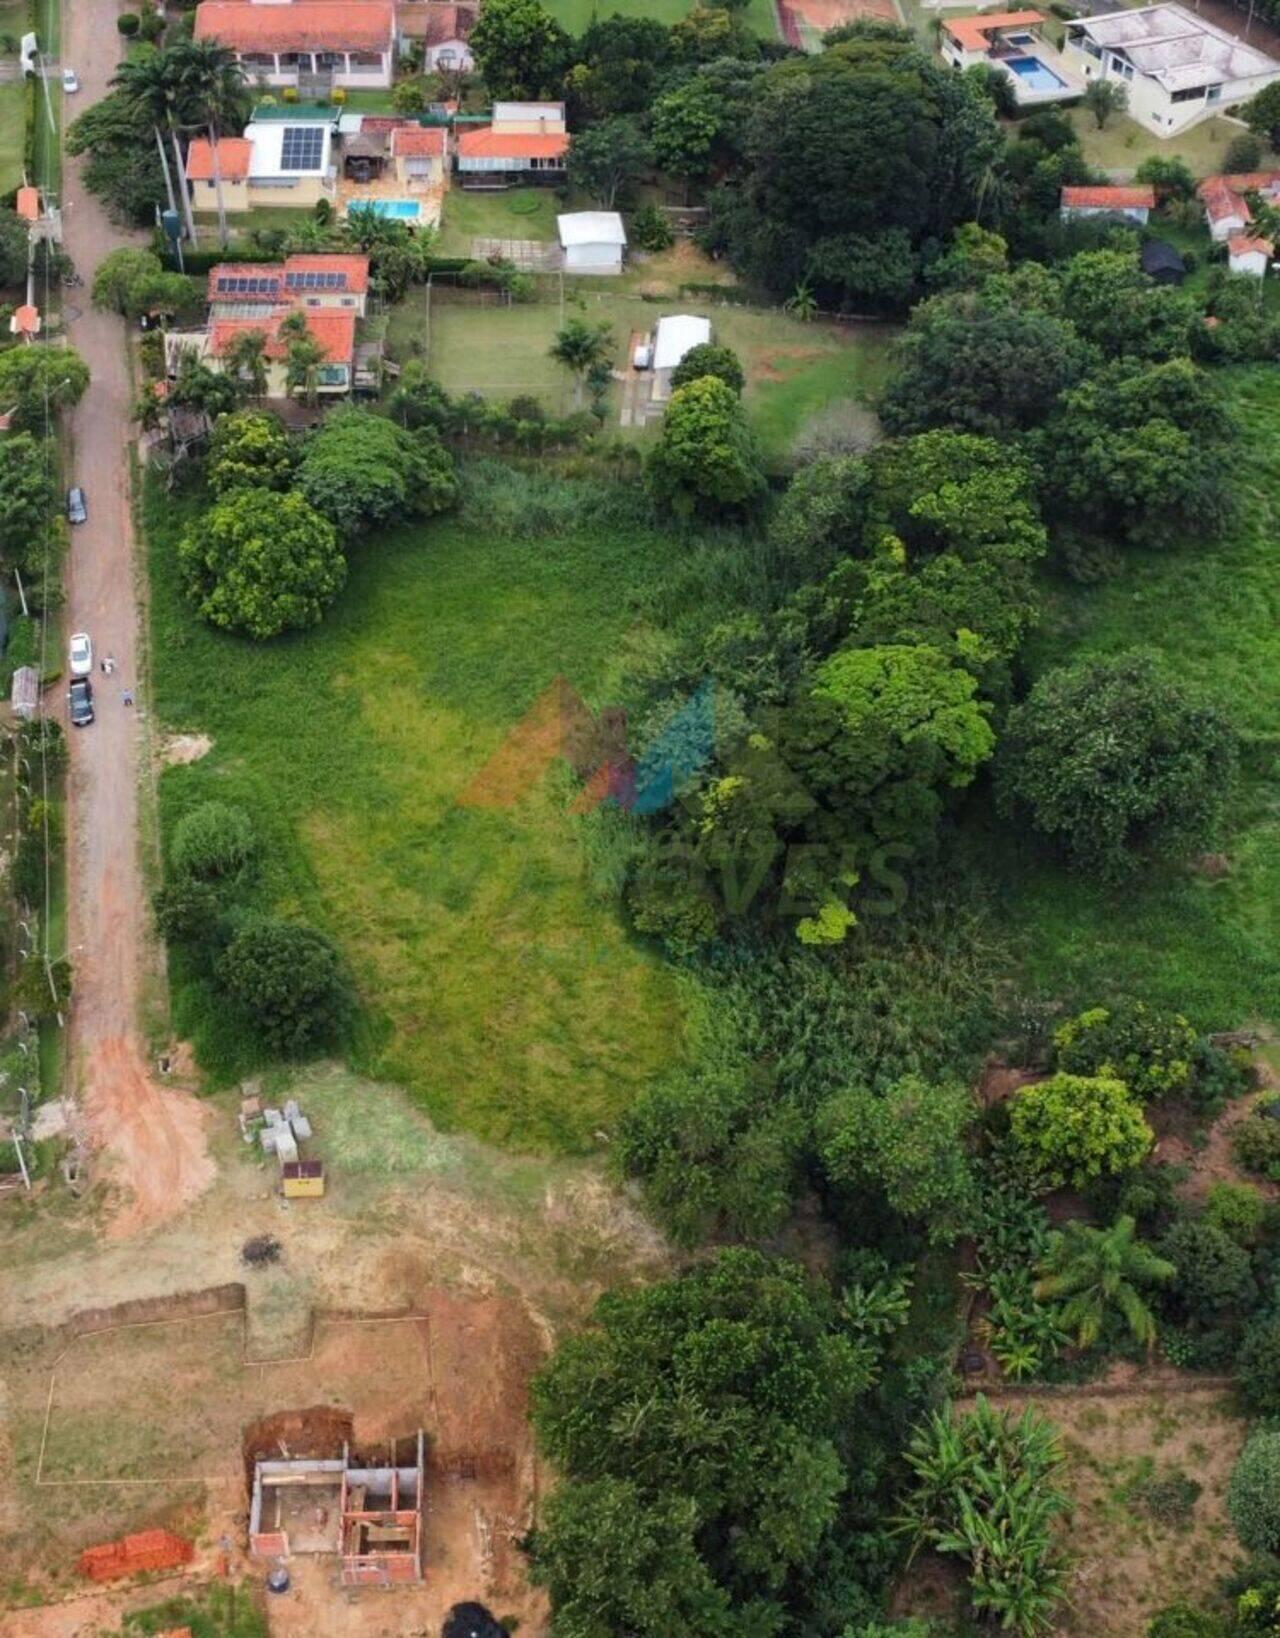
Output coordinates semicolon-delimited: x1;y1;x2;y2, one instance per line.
59;5;213;1234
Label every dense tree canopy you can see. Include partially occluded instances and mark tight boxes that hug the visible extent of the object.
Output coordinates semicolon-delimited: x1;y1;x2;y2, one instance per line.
647;374;766;518
217;917;351;1054
1001;651;1239;879
1009;1073;1153;1190
178;487;345;638
0;346;90;434
207;410;296;496
469;0;572;100
294;408;458;539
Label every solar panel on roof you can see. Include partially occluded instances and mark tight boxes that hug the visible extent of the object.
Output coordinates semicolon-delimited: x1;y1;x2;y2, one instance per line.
280;126;324;170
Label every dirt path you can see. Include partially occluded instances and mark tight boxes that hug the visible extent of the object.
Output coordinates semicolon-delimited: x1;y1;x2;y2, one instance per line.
59;7;213;1235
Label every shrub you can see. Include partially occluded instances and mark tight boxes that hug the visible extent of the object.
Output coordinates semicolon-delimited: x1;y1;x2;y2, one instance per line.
670;342;745;397
1234;1105;1280;1177
1230;1431;1280;1552
1225;132;1265;173
116;11;140;33
1237;1315;1280;1414
138;9;165;40
1160;1219;1258;1327
391;77;428;114
1134;1467;1202;1527
217;918;351;1055
1009;1072;1152;1190
629;203;674;252
1204;1180;1265;1245
1147;1605;1228;1638
170;801;256;882
1053;1002;1197;1100
152;877;224;950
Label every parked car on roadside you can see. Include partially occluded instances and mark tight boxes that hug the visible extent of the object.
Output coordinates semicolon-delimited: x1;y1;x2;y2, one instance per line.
68;676;93;726
67;486;87;525
62;67;79;93
68;632;92;677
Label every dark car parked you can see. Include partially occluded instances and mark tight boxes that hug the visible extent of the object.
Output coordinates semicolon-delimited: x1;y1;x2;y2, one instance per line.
67;486;87;525
68;676;94;726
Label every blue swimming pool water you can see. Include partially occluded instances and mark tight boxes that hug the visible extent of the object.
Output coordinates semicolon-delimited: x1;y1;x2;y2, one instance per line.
348;198;421;220
1005;54;1068;92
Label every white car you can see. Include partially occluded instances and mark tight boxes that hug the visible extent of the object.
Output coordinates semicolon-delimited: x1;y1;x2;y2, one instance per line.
68;632;92;677
62;67;79;93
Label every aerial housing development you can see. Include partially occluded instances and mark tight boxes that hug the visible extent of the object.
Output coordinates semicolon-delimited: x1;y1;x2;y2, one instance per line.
4;0;1280;1635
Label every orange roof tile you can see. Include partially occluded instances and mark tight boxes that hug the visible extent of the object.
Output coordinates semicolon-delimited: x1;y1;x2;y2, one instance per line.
194;0;393;53
1061;185;1155;210
1229;234;1274;257
211;308;355;364
15;185;39;222
942;9;1043;51
186;137;252;181
390;124;447;157
285;252;370;293
456;126;568;161
11;304;40;335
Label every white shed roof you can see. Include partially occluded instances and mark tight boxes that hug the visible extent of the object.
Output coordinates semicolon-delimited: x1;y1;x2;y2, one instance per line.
557;211;627;248
653;314;711;371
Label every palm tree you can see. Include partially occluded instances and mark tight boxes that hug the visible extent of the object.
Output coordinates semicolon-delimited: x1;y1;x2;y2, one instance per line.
169;41;253;250
1034;1215;1175;1352
783;279;817;322
279;311;326;405
549;318;612;407
111;49;195;245
220;328;269;402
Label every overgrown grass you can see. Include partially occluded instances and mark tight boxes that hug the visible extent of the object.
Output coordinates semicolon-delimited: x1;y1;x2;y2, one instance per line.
144;463;718;1152
969;365;1280;1028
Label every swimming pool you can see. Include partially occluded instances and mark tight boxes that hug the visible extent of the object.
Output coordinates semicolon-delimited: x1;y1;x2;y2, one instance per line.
1004;54;1068;93
347;198;421;221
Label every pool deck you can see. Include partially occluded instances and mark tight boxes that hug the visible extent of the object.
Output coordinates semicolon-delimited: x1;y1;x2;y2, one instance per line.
337;174;445;229
993;39;1086;104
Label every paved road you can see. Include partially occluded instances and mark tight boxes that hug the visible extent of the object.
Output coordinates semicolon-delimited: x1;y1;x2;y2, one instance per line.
59;3;213;1235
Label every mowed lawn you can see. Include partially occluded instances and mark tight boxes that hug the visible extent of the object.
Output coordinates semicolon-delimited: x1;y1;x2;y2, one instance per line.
0;77;24;198
967;366;1280;1027
435;186;560;257
145;476;690;1152
407;289;895;462
544;0;776;35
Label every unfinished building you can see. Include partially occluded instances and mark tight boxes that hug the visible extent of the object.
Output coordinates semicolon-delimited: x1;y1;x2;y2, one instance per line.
249;1432;425;1585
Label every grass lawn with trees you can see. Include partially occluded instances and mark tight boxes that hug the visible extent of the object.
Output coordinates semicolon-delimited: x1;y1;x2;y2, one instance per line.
396;289;895;463
543;0;776;36
435;186;561;256
968;365;1280;1026
145;470;694;1152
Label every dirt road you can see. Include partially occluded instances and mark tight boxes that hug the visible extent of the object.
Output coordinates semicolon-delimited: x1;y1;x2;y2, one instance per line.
59;10;213;1234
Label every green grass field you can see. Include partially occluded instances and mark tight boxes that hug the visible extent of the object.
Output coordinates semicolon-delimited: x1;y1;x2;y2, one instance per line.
968;365;1280;1028
436;186;560;257
0;79;22;198
544;0;777;37
1065;108;1266;177
145;470;694;1153
403;287;895;462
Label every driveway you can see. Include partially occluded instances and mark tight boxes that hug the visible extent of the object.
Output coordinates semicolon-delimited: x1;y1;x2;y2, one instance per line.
59;6;213;1234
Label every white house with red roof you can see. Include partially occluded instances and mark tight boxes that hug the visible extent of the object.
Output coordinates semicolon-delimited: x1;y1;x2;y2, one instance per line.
186;109;336;212
395;1;475;71
193;0;396;91
1198;170;1280;242
1228;233;1274;277
456;102;568;181
940;11;1083;103
1060;184;1155;224
166;252;372;398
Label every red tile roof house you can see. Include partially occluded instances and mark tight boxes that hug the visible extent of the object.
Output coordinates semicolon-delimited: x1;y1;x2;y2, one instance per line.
1060;184;1156;224
1228;232;1275;277
193;0;396;92
939;11;1084;105
395;1;476;72
1198;170;1280;242
456;101;568;183
166;253;370;398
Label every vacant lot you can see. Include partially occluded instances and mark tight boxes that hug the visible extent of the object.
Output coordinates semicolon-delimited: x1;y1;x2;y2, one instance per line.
968;366;1280;1028
146;473;694;1152
408;287;893;463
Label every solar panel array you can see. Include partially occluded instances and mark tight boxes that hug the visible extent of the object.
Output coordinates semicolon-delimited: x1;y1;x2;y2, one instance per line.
280;126;325;170
214;274;281;295
285;270;348;290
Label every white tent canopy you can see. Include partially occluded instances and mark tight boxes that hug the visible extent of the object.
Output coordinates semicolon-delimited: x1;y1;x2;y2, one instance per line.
653;314;712;372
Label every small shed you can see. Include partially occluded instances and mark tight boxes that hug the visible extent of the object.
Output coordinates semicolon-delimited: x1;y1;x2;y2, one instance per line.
1229;234;1273;278
556;211;627;275
651;313;712;401
10;666;38;720
1140;238;1186;286
282;1159;325;1199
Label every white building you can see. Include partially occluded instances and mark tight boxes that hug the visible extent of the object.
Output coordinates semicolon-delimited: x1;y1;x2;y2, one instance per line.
1063;4;1280;137
193;0;397;92
1229;233;1273;276
940;10;1083;105
557;212;626;275
651;314;712;402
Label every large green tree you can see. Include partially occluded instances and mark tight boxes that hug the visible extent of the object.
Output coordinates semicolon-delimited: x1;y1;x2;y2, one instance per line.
294;407;458;539
0;435;57;564
1001;651;1238;879
178;487;345;639
91;247;189;319
217;917;351;1055
647;374;766;519
565;115;650;208
530;1248;894;1636
1059;248;1193;361
468;0;571;100
207;410;295;496
0;346;90;433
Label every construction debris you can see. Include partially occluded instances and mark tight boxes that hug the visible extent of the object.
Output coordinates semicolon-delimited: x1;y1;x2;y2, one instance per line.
241;1235;282;1268
78;1529;194;1582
